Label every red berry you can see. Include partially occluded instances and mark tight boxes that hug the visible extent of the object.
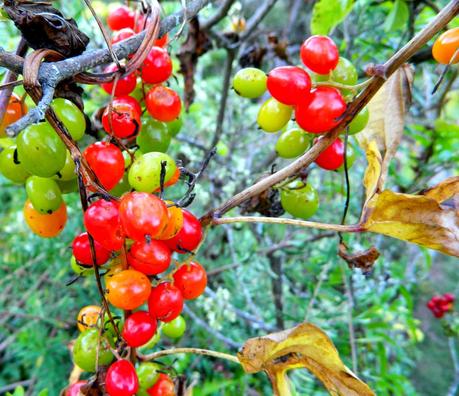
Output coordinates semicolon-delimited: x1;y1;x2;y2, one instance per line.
133;13;147;33
295;87;346;133
105;360;139;396
173;261;207;300
154;33;169;48
72;232;111;266
148;282;184;322
101;64;137;97
66;381;87;396
112;27;135;44
112;96;142;116
300;35;339;75
142;47;173;84
164;210;203;254
147;374;175;396
107;6;135;31
267;66;311;106
431;296;443;305
119;192;168;241
433;309;445;318
426;300;436;310
122;311;157;347
83;141;125;191
314;138;344;171
102;102;141;139
146;86;181;122
84;200;124;251
128;239;171;275
444;293;455;303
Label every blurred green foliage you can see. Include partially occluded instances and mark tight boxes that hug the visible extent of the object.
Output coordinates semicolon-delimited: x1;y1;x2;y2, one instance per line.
0;0;458;395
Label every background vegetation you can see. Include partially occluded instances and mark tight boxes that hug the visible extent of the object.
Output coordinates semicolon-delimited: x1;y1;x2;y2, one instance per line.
0;0;458;395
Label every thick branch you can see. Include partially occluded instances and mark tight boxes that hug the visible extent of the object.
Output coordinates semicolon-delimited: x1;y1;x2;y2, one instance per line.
0;0;212;87
7;83;55;134
201;0;459;225
0;48;24;75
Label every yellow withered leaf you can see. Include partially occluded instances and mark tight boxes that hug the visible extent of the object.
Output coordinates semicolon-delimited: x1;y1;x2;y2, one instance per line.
422;176;459;203
361;185;459;257
356;66;413;191
362;140;383;204
237;322;375;396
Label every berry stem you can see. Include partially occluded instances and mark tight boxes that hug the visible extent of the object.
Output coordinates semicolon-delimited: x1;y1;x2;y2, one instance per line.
314;78;372;92
212;216;362;232
138;347;240;364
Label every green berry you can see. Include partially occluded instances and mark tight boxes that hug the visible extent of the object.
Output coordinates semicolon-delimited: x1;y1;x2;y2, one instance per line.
233;68;267;99
280;181;319;220
275;128;311;158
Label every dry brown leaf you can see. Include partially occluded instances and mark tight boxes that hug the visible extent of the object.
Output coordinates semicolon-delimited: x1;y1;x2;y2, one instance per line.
3;0;89;57
356;66;413;191
361;187;459;257
338;243;380;273
237;322;375;396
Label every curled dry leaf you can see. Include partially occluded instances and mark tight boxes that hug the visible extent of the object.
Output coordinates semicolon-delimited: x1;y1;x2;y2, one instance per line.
240;174;285;217
356;65;414;192
338;243;380;273
360;178;459;257
3;0;89;58
237;322;375;396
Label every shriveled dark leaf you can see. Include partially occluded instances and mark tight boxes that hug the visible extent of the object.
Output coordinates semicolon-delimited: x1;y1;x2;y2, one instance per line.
178;17;212;110
338;243;380;273
55;79;84;110
80;366;109;395
3;0;89;57
267;34;289;62
240;174;284;217
239;45;267;68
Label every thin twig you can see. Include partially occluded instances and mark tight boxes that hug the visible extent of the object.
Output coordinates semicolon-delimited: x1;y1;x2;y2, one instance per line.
304;263;332;321
81;0;121;68
447;337;459;396
201;0;235;29
182;305;241;348
210;49;235;149
341;263;358;373
0;79;23;91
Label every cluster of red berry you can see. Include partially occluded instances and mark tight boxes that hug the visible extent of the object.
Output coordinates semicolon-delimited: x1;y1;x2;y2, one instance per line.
69;193;205;394
0;1;208;394
231;35;369;222
427;293;455;319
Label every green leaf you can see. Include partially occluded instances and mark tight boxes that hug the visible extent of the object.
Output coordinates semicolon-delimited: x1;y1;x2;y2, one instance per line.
6;387;25;396
310;0;354;35
37;390;49;396
384;0;409;31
